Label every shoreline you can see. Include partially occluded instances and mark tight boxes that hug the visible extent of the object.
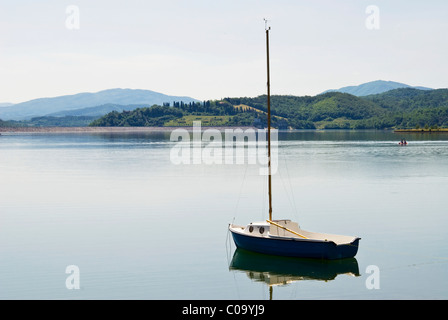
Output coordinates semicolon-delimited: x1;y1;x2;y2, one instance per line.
394;128;448;133
4;126;447;134
0;126;256;134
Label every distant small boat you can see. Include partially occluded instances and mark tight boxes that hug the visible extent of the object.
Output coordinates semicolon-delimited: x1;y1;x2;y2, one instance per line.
398;139;408;145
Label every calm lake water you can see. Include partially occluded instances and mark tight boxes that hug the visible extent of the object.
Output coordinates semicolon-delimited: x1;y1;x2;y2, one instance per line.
1;129;447;299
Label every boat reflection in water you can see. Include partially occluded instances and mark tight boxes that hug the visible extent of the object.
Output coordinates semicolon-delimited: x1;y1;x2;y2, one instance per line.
229;248;360;299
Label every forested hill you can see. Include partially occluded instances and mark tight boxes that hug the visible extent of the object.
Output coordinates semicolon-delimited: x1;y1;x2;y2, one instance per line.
224;88;448;129
88;89;448;129
89;88;448;129
3;86;445;129
362;87;448;110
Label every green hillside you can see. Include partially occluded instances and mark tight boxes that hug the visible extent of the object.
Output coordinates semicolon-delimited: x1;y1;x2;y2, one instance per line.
89;88;448;129
0;119;8;127
4;87;445;129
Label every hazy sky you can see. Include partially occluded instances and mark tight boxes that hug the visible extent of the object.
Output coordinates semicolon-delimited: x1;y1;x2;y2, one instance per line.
1;0;447;103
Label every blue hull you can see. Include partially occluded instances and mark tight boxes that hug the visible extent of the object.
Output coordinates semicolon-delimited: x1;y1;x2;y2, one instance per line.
230;230;360;260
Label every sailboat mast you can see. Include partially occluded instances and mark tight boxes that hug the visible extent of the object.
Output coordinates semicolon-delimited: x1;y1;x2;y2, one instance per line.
265;24;273;221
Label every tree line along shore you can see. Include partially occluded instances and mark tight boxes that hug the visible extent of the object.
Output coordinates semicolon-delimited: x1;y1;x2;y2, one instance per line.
1;87;448;130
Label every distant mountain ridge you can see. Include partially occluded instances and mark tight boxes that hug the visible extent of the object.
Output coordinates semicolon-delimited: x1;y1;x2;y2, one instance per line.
89;87;448;130
3;85;447;129
0;88;199;120
46;103;153;117
321;80;433;96
0;81;438;122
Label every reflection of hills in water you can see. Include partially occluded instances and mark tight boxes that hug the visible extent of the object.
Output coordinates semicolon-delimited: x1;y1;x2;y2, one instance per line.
229;248;360;286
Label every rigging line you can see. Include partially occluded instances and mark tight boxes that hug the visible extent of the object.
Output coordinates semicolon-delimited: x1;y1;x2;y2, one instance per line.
228;252;242;300
283;151;300;220
225;228;233;267
233;162;249;221
277;165;293;214
277;154;297;220
261;168;267;220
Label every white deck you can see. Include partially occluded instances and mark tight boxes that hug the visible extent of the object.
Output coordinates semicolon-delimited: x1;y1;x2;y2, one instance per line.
229;219;358;245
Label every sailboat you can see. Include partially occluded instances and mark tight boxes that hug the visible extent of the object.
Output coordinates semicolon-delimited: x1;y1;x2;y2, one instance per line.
228;23;360;260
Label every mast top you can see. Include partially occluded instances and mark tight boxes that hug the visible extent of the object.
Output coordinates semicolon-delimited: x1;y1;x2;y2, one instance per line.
264;18;271;31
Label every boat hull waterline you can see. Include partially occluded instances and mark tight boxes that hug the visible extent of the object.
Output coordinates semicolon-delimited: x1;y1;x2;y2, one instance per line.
229;223;360;260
